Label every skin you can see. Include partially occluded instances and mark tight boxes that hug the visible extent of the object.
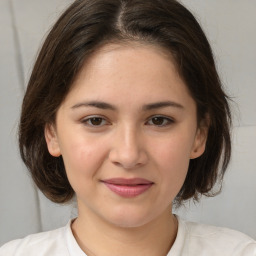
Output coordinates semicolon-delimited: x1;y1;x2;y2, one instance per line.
45;42;208;256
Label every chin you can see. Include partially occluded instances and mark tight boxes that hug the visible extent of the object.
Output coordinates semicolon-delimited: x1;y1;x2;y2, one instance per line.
104;206;156;229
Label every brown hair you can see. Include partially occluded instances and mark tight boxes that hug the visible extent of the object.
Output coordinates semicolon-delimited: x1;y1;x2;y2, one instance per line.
19;0;231;204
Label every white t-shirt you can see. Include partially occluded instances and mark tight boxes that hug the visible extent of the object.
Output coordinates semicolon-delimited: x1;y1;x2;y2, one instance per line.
1;216;255;256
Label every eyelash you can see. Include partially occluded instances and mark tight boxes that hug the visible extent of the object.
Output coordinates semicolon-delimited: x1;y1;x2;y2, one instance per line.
81;116;109;127
146;115;174;127
81;115;174;127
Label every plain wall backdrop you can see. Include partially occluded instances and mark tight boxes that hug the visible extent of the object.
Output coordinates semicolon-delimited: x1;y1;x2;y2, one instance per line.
0;0;256;246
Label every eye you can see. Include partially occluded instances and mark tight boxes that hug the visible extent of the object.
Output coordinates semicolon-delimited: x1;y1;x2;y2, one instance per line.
82;116;109;127
146;116;174;127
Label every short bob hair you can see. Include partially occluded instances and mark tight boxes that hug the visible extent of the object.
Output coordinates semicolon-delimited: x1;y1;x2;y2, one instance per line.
19;0;231;204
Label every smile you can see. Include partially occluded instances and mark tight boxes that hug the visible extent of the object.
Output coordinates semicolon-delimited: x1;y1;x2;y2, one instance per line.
101;178;154;198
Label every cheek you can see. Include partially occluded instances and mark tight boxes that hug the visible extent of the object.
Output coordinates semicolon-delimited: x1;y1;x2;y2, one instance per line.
152;132;193;166
150;133;194;190
59;134;107;184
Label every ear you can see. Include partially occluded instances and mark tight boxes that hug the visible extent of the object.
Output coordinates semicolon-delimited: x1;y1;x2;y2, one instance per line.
44;123;61;157
190;118;209;159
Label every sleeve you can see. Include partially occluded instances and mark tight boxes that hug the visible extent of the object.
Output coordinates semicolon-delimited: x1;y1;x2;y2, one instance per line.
239;242;256;256
0;239;22;256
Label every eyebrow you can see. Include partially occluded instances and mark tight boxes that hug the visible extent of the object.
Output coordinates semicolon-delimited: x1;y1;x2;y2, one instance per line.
71;100;184;111
71;101;116;110
142;101;184;111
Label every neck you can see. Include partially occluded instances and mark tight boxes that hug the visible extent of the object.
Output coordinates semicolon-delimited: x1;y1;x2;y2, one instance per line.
71;204;178;256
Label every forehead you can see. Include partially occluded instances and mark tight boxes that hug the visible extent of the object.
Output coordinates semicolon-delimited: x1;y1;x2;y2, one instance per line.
74;42;178;84
63;42;194;109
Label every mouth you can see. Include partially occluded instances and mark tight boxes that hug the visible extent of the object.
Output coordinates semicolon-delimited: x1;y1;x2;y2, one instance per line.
101;178;154;198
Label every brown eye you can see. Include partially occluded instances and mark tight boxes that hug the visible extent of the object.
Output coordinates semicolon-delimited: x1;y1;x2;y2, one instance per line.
147;116;173;127
82;116;107;127
90;117;104;126
152;117;165;125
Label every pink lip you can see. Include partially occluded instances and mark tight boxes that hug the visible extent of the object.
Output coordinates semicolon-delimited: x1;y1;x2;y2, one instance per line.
102;178;154;198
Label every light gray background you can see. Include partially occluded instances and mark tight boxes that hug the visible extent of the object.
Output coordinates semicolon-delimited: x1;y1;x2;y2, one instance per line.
0;0;255;246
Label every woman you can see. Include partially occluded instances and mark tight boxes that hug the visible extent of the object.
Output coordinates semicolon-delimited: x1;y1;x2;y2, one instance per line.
1;0;255;255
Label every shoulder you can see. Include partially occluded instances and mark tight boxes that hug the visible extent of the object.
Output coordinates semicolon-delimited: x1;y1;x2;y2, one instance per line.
0;224;69;256
178;217;256;256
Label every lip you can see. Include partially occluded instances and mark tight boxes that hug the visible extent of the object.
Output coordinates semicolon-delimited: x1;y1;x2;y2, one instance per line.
101;178;154;198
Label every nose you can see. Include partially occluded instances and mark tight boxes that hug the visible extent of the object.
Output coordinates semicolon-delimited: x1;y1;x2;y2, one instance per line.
108;125;148;169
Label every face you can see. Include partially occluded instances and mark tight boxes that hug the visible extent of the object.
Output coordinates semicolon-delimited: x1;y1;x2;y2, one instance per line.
45;43;207;228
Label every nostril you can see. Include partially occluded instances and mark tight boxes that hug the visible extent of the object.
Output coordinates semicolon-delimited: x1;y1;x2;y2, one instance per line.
112;160;144;170
112;161;122;167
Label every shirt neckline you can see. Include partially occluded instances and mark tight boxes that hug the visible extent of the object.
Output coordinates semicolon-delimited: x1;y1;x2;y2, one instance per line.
65;216;185;256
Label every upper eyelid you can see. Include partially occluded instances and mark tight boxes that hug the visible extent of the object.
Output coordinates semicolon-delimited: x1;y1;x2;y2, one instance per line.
80;114;175;124
81;115;110;125
145;115;175;126
147;114;174;121
80;114;174;120
81;115;108;121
